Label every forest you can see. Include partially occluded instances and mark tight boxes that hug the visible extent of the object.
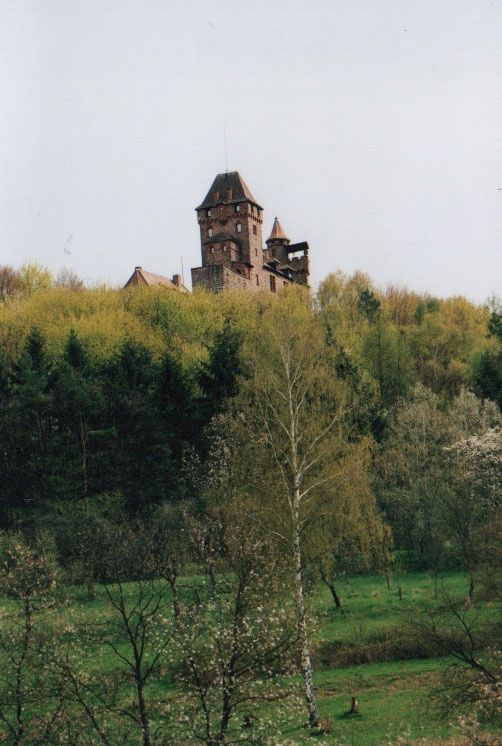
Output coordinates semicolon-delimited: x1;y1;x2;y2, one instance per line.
0;263;500;745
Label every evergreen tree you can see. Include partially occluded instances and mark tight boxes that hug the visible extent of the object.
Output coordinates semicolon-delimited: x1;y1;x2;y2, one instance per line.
198;318;244;434
362;320;416;408
157;352;199;460
472;308;502;410
102;340;170;510
6;329;53;517
50;331;106;500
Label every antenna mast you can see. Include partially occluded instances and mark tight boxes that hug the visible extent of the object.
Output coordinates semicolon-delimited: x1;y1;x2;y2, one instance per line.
224;123;229;172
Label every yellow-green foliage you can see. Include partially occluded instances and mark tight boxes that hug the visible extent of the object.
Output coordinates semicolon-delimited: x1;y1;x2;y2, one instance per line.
0;276;494;402
0;286;258;372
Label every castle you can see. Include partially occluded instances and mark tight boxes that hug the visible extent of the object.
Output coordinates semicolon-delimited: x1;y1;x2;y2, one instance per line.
125;172;310;293
191;172;310;293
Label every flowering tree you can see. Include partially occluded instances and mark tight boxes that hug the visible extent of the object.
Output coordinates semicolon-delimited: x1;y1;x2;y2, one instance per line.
0;534;64;745
176;528;297;745
444;427;502;598
170;427;298;744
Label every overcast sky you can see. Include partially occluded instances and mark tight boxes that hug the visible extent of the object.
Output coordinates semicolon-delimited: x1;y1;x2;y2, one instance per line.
1;0;501;301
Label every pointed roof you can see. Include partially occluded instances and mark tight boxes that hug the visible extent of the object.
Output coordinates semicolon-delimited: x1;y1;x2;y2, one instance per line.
267;217;290;243
196;172;262;210
124;267;188;292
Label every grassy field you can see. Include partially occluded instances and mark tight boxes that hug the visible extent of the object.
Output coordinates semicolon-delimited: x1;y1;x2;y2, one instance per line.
282;660;450;744
1;570;499;744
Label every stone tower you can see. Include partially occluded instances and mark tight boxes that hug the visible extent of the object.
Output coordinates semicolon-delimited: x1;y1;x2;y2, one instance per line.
191;171;310;292
191;172;264;291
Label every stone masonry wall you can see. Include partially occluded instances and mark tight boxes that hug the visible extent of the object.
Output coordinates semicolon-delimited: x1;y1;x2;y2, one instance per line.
191;264;251;292
192;263;291;294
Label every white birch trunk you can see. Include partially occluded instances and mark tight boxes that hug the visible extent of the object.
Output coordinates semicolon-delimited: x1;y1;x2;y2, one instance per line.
292;515;318;728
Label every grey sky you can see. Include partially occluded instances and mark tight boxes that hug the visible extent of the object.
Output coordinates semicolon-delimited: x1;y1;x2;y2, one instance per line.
1;0;501;301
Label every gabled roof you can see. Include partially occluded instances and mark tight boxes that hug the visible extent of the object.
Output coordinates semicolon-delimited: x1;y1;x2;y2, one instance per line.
124;267;188;292
196;172;262;210
267;217;289;243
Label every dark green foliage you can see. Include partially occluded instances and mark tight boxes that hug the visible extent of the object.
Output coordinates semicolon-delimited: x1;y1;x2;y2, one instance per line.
471;348;502;410
199;318;243;423
0;330;208;534
362;321;416;408
487;309;502;341
414;295;440;323
471;308;502;410
333;346;385;440
100;340;172;509
157;353;200;459
2;329;53;517
357;288;381;322
50;331;107;500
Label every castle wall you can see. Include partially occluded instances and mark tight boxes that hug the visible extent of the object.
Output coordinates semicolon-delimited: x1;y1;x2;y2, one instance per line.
191;264;291;293
191;264;251;292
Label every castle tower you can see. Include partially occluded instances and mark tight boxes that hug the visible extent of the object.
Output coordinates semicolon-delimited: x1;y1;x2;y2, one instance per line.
265;217;290;263
191;172;310;292
192;172;264;287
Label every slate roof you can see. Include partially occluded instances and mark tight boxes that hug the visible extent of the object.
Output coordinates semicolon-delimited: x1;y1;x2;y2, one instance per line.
196;172;262;210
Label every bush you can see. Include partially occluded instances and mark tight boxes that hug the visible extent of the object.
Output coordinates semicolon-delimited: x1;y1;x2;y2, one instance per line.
315;627;445;668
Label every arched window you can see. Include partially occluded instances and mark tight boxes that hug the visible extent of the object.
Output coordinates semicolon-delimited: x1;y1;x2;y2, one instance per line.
236;223;242;233
208;228;213;237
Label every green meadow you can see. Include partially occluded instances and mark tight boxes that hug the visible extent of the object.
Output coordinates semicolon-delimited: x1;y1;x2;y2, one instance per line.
3;569;496;745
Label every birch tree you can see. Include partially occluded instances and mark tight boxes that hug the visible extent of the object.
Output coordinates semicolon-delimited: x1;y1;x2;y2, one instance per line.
245;292;349;729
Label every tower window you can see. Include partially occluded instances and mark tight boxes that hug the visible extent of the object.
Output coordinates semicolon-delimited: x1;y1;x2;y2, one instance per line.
253;225;257;235
236;223;242;233
208;228;213;237
210;246;214;254
270;275;276;292
223;245;227;252
207;209;212;217
256;274;259;286
236;204;241;212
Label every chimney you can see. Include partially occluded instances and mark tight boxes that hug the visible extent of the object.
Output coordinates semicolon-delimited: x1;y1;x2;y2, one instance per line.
172;274;182;288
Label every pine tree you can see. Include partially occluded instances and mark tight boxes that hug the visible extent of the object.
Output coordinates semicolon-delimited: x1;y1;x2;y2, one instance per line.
102;341;170;511
50;330;106;500
6;329;53;516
